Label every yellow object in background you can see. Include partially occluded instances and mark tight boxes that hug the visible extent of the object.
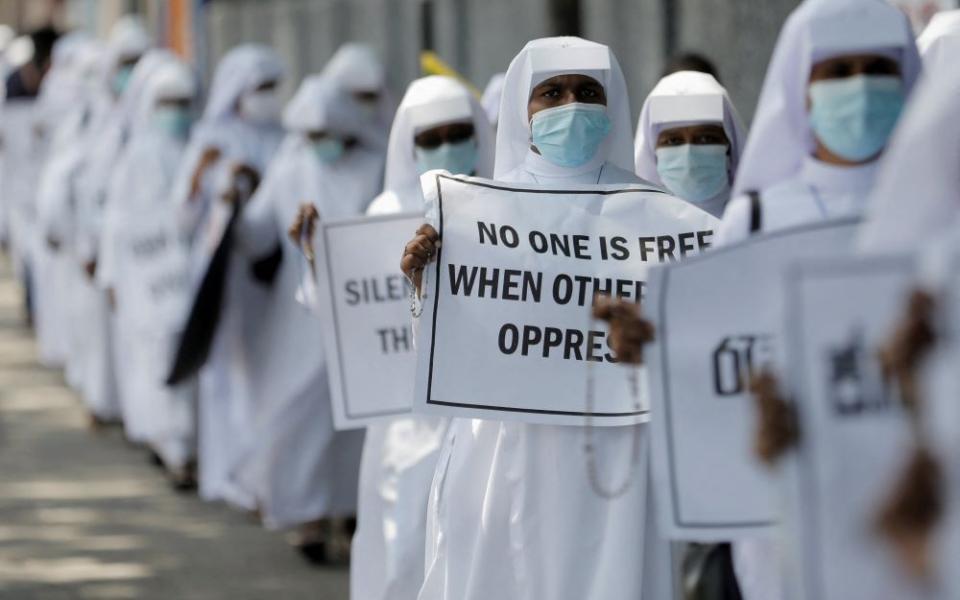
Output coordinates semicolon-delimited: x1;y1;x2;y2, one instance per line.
420;51;481;97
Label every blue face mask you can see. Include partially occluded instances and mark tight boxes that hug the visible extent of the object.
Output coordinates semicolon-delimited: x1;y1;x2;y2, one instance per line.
655;144;730;204
414;137;478;176
112;66;134;96
530;103;612;168
808;75;905;162
154;107;193;139
311;138;345;164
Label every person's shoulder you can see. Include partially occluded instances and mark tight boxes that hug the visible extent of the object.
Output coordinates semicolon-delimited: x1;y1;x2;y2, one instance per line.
755;178;807;207
599;163;646;186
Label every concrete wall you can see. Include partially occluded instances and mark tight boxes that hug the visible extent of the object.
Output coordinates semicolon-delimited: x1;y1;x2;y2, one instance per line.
200;0;800;123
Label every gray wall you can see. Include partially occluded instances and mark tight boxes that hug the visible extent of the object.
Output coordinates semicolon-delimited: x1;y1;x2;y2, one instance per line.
203;0;800;123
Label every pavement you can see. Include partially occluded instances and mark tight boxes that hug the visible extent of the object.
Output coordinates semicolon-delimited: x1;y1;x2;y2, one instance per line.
0;260;350;599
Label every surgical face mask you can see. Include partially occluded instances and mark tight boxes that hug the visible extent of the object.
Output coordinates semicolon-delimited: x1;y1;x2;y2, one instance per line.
655;144;730;204
808;75;905;162
414;137;478;176
154;106;193;139
311;138;345;164
240;89;282;124
112;65;133;96
529;103;612;168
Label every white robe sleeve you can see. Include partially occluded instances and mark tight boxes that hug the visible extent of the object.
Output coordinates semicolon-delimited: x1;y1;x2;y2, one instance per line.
716;193;752;246
235;169;281;259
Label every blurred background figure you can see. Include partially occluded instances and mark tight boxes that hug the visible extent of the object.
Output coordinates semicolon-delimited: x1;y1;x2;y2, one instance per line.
231;72;383;562
167;43;285;510
661;51;721;81
97;54;200;488
0;25;59;326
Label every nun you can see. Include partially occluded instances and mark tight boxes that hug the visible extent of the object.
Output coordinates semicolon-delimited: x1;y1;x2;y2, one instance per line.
33;39;103;375
70;27;156;428
30;34;96;369
402;37;673;600
712;1;921;598
717;0;921;245
857;55;960;599
168;44;286;508
322;43;394;151
352;75;493;600
634;70;746;218
227;74;382;557
97;56;199;488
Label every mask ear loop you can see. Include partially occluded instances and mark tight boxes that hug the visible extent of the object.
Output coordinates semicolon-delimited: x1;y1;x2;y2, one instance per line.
584;313;643;500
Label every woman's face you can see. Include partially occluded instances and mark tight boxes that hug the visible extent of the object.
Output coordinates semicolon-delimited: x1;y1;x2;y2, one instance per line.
527;74;606;122
808;53;901;84
655;123;729;149
413;121;475;150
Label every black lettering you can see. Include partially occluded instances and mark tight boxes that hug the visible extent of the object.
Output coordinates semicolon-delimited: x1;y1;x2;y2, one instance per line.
502;269;521;301
529;230;548;253
586;330;605;362
553;274;573;305
375;326;411;353
563;329;584;360
500;226;519;248
572;235;591;259
521;325;542;356
498;324;519;354
610;236;629;260
657;236;676;261
697;229;713;250
345;281;360;305
478;221;498;245
638;237;655;261
478;267;500;298
448;264;478;296
524;271;543;303
543;327;563;357
678;232;696;257
549;233;570;257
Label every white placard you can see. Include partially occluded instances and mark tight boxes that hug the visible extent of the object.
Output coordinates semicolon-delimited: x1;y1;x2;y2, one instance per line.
315;212;425;429
645;219;860;541
413;173;718;426
782;256;928;600
116;211;191;328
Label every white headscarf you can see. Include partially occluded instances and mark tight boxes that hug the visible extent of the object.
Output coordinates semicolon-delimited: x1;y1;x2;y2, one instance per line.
481;72;506;125
281;73;362;136
203;44;284;121
107;14;151;63
322;42;386;93
731;0;921;197
383;75;494;193
917;10;960;72
634;70;746;187
493;36;634;179
130;58;196;137
321;43;395;136
858;58;960;254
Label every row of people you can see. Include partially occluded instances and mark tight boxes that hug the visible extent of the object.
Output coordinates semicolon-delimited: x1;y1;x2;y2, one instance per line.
3;0;958;597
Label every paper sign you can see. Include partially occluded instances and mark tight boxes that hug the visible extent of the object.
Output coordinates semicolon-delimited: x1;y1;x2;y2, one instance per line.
413;173;718;426
645;219;860;541
315;212;425;429
782;256;929;600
